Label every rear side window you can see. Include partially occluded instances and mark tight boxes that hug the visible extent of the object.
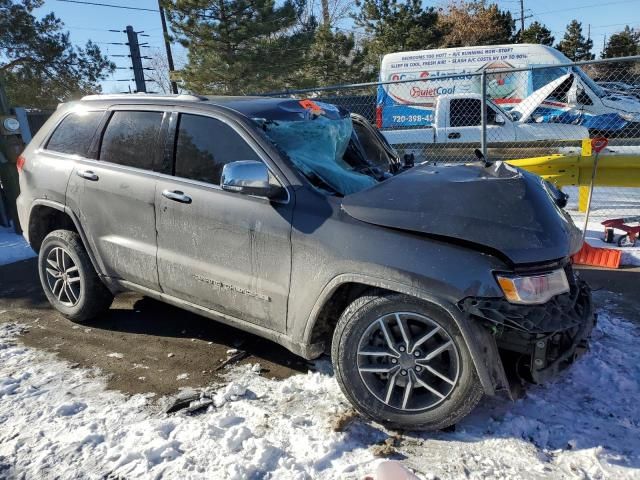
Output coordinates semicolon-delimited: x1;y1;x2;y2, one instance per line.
174;114;260;185
99;111;164;171
46;111;104;157
450;99;481;127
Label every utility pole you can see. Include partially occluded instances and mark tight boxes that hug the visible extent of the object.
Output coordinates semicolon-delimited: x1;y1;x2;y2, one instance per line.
587;23;591;41
126;26;146;93
519;0;525;35
158;1;179;94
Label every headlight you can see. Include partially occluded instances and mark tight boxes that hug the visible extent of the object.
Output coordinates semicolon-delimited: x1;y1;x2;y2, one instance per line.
619;111;640;122
495;269;569;304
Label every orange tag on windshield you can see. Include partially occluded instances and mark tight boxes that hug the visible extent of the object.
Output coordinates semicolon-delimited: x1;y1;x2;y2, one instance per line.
299;99;324;115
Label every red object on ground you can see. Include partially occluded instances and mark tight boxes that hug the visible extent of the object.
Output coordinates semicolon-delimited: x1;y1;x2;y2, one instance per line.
572;242;621;268
601;216;640;246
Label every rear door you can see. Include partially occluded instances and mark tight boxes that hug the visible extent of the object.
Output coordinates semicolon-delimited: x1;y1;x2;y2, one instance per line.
154;110;293;332
66;107;169;290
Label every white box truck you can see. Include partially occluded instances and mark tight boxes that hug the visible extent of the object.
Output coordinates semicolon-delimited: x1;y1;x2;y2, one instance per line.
377;44;640;146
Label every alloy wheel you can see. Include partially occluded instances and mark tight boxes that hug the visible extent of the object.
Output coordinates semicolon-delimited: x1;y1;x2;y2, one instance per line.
357;312;460;411
45;247;81;307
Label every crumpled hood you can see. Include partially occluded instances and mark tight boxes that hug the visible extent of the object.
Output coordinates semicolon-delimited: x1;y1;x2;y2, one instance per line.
342;162;583;265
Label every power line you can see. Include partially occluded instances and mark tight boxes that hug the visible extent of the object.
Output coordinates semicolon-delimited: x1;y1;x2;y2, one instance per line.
530;0;640;18
55;0;159;12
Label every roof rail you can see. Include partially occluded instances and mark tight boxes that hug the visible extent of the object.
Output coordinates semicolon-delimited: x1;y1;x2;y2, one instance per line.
80;93;207;101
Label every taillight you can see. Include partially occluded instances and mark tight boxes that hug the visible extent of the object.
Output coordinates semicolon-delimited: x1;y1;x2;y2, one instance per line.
375;105;383;129
16;155;26;173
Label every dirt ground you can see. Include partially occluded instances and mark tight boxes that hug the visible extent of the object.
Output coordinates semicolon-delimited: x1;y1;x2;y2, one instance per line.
0;257;638;399
0;258;311;397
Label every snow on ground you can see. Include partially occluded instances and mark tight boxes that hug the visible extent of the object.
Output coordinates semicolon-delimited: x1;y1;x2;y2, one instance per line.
563;186;640;266
582;221;640;266
0;226;35;266
1;298;639;479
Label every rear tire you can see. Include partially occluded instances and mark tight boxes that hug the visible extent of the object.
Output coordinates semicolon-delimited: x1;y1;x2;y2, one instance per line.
331;292;483;431
38;229;113;323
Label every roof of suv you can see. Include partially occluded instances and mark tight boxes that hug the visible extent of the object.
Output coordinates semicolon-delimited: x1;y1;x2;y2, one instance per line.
78;94;346;121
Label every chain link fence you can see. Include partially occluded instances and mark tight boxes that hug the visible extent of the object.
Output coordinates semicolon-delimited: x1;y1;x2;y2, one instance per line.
265;56;640;245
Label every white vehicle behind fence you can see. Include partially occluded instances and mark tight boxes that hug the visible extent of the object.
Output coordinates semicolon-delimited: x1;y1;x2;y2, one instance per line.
384;74;589;146
377;44;640;145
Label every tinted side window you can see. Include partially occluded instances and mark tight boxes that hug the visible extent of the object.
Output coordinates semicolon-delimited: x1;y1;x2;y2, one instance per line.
450;99;481;127
174;114;260;185
46;111;104;157
99;111;164;171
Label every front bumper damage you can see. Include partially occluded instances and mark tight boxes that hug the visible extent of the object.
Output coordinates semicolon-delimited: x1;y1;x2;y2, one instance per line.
460;266;595;391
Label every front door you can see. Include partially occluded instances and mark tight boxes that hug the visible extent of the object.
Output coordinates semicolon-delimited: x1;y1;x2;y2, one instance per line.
66;108;169;291
444;98;515;144
155;111;293;332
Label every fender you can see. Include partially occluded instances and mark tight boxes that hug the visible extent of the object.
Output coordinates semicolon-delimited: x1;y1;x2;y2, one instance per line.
27;199;106;279
303;273;510;397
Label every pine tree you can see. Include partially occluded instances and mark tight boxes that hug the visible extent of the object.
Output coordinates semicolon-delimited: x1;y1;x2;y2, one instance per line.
600;26;639;78
519;21;554;46
556;20;594;61
354;0;441;76
602;26;639;59
438;1;515;47
297;24;366;87
163;0;310;94
294;0;365;87
0;0;113;108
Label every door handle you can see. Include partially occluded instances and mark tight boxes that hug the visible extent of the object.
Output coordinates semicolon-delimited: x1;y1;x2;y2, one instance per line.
448;132;461;139
162;189;192;204
76;169;99;181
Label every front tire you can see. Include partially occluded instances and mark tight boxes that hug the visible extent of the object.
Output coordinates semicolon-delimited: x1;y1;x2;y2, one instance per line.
331;292;483;431
38;229;113;322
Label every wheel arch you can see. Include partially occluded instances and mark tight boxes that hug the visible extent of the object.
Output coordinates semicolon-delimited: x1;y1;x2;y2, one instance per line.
27;200;102;275
302;273;509;397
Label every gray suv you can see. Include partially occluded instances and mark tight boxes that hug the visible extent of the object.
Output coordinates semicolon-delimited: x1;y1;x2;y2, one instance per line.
17;94;594;430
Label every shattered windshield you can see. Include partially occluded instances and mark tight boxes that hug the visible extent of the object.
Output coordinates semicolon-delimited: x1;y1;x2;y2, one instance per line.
253;101;385;196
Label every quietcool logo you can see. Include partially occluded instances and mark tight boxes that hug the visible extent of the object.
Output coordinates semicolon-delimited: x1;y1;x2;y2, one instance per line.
409;85;456;97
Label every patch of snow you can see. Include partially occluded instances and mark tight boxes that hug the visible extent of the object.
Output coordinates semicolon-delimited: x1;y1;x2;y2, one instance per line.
107;352;124;359
567;215;640;266
583;221;640;266
176;373;189;381
0;302;639;479
0;226;36;266
563;186;640;265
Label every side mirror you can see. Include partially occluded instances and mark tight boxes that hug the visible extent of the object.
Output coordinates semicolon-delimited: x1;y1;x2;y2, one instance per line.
221;160;275;198
493;114;505;125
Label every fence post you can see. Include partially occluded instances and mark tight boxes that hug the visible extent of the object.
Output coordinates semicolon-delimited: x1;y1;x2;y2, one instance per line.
578;138;592;212
480;70;488;160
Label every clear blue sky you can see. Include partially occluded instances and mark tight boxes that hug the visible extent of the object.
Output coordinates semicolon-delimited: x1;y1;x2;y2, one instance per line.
36;0;640;93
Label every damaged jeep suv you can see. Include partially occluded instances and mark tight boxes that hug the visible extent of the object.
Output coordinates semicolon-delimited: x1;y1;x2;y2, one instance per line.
17;94;594;430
